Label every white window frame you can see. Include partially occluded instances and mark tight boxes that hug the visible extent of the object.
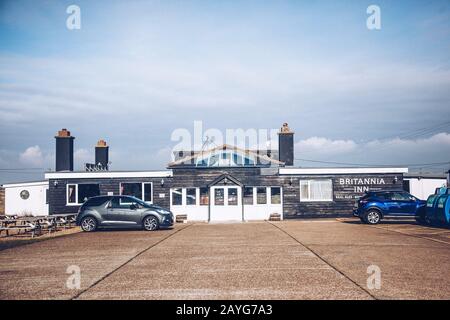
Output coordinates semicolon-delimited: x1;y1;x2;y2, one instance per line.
270;186;282;205
170;187;184;206
299;179;333;202
66;183;101;206
185;187;198;206
66;184;78;206
243;186;255;205
119;182;153;204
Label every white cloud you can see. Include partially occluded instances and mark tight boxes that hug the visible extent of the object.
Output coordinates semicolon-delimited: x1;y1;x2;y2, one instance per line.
296;137;357;156
295;133;450;171
19;145;44;167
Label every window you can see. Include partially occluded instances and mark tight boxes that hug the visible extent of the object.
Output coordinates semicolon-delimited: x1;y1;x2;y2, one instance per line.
120;182;153;203
300;180;333;202
271;187;281;204
186;188;197;205
121;183;142;199
389;192;412;201
78;184;100;204
214;188;224;205
143;183;152;202
172;188;182;206
67;184;76;204
228;188;238;205
200;187;209;205
67;183;100;205
257;187;267;204
243;187;254;205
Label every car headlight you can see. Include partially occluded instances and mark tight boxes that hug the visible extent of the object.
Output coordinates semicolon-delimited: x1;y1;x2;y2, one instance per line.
156;209;171;215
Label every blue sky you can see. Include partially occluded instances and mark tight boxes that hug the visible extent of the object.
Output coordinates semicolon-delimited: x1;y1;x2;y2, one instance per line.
0;0;449;183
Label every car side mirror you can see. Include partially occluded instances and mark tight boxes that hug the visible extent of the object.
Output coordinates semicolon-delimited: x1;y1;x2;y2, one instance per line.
130;204;137;210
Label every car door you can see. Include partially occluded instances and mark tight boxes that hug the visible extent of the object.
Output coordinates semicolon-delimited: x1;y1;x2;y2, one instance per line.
383;192;402;215
104;197;127;224
395;192;418;216
119;198;145;225
105;197;139;225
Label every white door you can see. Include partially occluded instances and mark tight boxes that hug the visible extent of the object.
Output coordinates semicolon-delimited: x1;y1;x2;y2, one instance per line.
210;186;242;221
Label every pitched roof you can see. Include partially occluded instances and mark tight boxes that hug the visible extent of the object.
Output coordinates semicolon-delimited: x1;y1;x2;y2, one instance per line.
168;144;284;167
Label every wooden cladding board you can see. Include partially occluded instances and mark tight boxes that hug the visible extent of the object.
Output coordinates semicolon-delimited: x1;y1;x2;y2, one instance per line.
48;169;404;217
0;187;4;215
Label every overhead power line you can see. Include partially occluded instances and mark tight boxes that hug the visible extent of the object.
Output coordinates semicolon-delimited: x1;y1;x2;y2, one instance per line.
294;158;450;167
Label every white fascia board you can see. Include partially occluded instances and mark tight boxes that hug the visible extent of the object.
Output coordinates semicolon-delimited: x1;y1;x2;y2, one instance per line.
2;181;49;188
279;167;409;175
44;170;173;180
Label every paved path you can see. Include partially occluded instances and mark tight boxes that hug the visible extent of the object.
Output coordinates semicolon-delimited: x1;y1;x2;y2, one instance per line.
0;220;449;299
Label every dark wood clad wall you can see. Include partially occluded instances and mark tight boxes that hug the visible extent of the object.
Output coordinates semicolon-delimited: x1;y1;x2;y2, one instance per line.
172;169;404;218
282;174;403;217
0;187;4;215
48;177;173;214
48;170;404;217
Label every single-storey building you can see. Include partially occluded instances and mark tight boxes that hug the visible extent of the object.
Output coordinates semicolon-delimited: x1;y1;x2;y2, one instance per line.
39;124;409;221
3;124;447;220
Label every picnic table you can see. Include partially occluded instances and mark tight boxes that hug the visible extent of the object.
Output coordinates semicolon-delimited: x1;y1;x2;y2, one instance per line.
0;214;77;238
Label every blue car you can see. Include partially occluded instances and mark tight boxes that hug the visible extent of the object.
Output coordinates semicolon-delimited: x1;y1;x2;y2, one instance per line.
353;191;426;224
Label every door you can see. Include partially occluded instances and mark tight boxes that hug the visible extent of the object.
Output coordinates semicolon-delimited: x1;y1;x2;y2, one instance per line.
210;186;242;221
383;192;402;215
391;192;417;215
105;197;140;225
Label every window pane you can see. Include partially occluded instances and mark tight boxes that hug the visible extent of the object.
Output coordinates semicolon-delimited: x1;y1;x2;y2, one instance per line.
172;188;182;206
300;181;309;200
256;187;267;204
121;183;142;200
186;188;197;205
68;185;76;203
243;187;253;205
300;180;332;201
143;183;152;202
271;187;281;204
200;187;209;205
78;184;100;204
228;188;238;205
390;192;409;201
214;188;224;205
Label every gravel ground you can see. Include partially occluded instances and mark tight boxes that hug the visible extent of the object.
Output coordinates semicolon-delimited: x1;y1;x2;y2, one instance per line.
0;219;448;300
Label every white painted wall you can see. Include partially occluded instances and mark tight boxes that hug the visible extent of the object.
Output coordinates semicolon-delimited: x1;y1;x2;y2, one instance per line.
3;181;49;216
406;178;447;200
243;187;283;221
170;188;209;221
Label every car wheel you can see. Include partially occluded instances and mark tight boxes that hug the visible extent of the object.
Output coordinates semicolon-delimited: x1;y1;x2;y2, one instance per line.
365;210;381;225
80;216;97;232
143;216;159;231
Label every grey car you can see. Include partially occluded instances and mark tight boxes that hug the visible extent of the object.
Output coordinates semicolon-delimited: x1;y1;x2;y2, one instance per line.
76;195;174;232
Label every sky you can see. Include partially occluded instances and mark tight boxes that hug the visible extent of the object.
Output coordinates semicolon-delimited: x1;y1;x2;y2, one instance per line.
0;0;449;183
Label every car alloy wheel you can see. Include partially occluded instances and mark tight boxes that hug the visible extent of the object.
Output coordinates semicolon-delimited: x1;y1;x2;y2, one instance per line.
143;216;159;231
366;211;380;224
81;217;97;232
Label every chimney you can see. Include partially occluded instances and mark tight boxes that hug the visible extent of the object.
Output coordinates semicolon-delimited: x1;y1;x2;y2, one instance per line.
95;139;109;169
55;129;75;171
278;123;294;166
